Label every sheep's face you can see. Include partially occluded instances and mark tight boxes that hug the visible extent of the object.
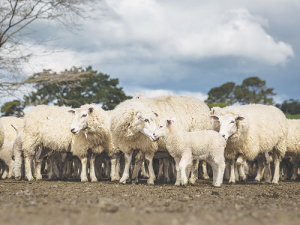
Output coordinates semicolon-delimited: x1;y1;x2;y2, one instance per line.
69;108;93;134
128;111;158;141
211;114;244;141
153;118;174;141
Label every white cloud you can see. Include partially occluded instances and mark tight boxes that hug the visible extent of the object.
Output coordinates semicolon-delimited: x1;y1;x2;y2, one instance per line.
125;87;208;102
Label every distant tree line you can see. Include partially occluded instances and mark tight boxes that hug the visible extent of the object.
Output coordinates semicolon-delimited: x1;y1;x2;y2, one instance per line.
1;66;131;117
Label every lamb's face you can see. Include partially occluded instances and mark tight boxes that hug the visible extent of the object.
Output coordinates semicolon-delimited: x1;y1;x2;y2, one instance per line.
69;108;93;134
153;118;174;141
211;114;244;141
129;111;158;141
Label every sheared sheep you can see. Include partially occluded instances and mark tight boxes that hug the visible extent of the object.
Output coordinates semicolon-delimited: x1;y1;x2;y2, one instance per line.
110;95;212;185
153;118;226;187
211;104;288;184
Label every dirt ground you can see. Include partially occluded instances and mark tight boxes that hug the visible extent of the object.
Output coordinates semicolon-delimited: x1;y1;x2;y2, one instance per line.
1;179;300;225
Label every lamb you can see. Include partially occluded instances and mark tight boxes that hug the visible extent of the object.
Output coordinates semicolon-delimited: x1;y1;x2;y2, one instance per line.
211;104;288;184
285;119;300;180
0;117;23;179
153;118;226;187
110;95;212;185
68;104;121;182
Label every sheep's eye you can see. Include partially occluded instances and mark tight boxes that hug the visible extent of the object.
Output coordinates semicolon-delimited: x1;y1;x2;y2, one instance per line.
230;120;234;124
82;114;87;118
159;126;163;129
144;119;149;122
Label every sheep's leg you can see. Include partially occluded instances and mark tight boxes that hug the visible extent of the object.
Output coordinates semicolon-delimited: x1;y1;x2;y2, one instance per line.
179;151;192;186
47;157;54;180
141;162;149;178
115;154;121;180
89;154;97;182
291;160;299;180
236;156;247;181
208;156;225;187
34;161;43;180
24;154;34;181
264;152;272;183
120;152;133;184
110;156;118;181
80;157;88;182
202;161;210;180
224;161;230;180
163;158;170;182
1;165;8;179
272;153;281;184
157;159;164;181
254;157;265;181
131;151;144;183
189;159;199;185
229;159;236;184
8;160;14;179
145;153;156;185
14;148;23;180
174;157;181;186
73;158;81;180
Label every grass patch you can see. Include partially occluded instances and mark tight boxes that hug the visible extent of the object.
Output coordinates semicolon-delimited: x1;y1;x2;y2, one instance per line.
285;114;300;119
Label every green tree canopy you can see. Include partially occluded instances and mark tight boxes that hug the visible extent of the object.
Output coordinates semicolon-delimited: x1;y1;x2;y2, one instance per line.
1;100;23;117
24;66;131;110
278;99;300;115
205;77;276;106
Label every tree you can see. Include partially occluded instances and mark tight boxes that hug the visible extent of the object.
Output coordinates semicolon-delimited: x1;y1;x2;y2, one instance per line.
205;77;276;106
23;66;131;110
278;99;300;115
1;99;23;117
0;0;96;100
234;77;275;105
205;82;235;106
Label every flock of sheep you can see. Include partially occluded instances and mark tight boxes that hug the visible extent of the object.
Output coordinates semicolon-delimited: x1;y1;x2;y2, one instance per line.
0;95;299;187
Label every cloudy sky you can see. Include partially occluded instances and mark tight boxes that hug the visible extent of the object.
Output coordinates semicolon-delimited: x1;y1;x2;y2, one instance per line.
22;0;300;103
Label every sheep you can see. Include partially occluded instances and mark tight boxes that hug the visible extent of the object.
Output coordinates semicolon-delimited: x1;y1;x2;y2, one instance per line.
0;117;23;179
153;118;226;187
110;95;212;185
285;119;300;180
22;105;102;182
211;104;288;184
68;104;121;182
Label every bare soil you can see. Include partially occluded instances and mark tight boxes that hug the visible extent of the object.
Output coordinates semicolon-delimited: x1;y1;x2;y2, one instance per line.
1;179;300;225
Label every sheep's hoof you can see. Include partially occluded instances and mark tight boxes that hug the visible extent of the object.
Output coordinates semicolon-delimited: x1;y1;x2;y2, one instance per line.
119;178;128;184
147;183;154;186
81;178;88;182
15;176;21;181
164;177;171;183
203;175;210;180
132;178;138;184
228;180;236;184
175;182;181;186
91;179;98;182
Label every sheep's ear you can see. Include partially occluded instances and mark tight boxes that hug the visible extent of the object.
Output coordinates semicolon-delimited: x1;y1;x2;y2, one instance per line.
235;115;244;121
167;119;173;125
211;115;219;121
152;111;158;117
68;110;75;114
88;107;94;114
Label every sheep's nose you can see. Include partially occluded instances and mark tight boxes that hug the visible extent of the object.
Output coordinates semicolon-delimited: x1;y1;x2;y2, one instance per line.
222;134;225;138
71;128;76;134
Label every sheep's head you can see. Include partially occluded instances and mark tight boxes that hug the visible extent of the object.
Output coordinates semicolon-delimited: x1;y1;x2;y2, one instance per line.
127;111;158;141
211;114;244;141
153;118;175;141
68;107;94;134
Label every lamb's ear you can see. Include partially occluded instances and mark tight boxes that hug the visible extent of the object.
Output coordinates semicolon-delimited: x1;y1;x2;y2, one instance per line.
152;111;158;117
167;119;173;125
88;107;94;114
68;110;75;114
235;115;245;121
211;115;219;121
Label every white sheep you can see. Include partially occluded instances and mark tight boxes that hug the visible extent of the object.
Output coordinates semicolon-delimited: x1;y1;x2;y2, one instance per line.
0;117;23;179
211;104;288;184
153;118;226;187
22;105;103;182
110;95;212;185
285;119;300;180
69;104;121;182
